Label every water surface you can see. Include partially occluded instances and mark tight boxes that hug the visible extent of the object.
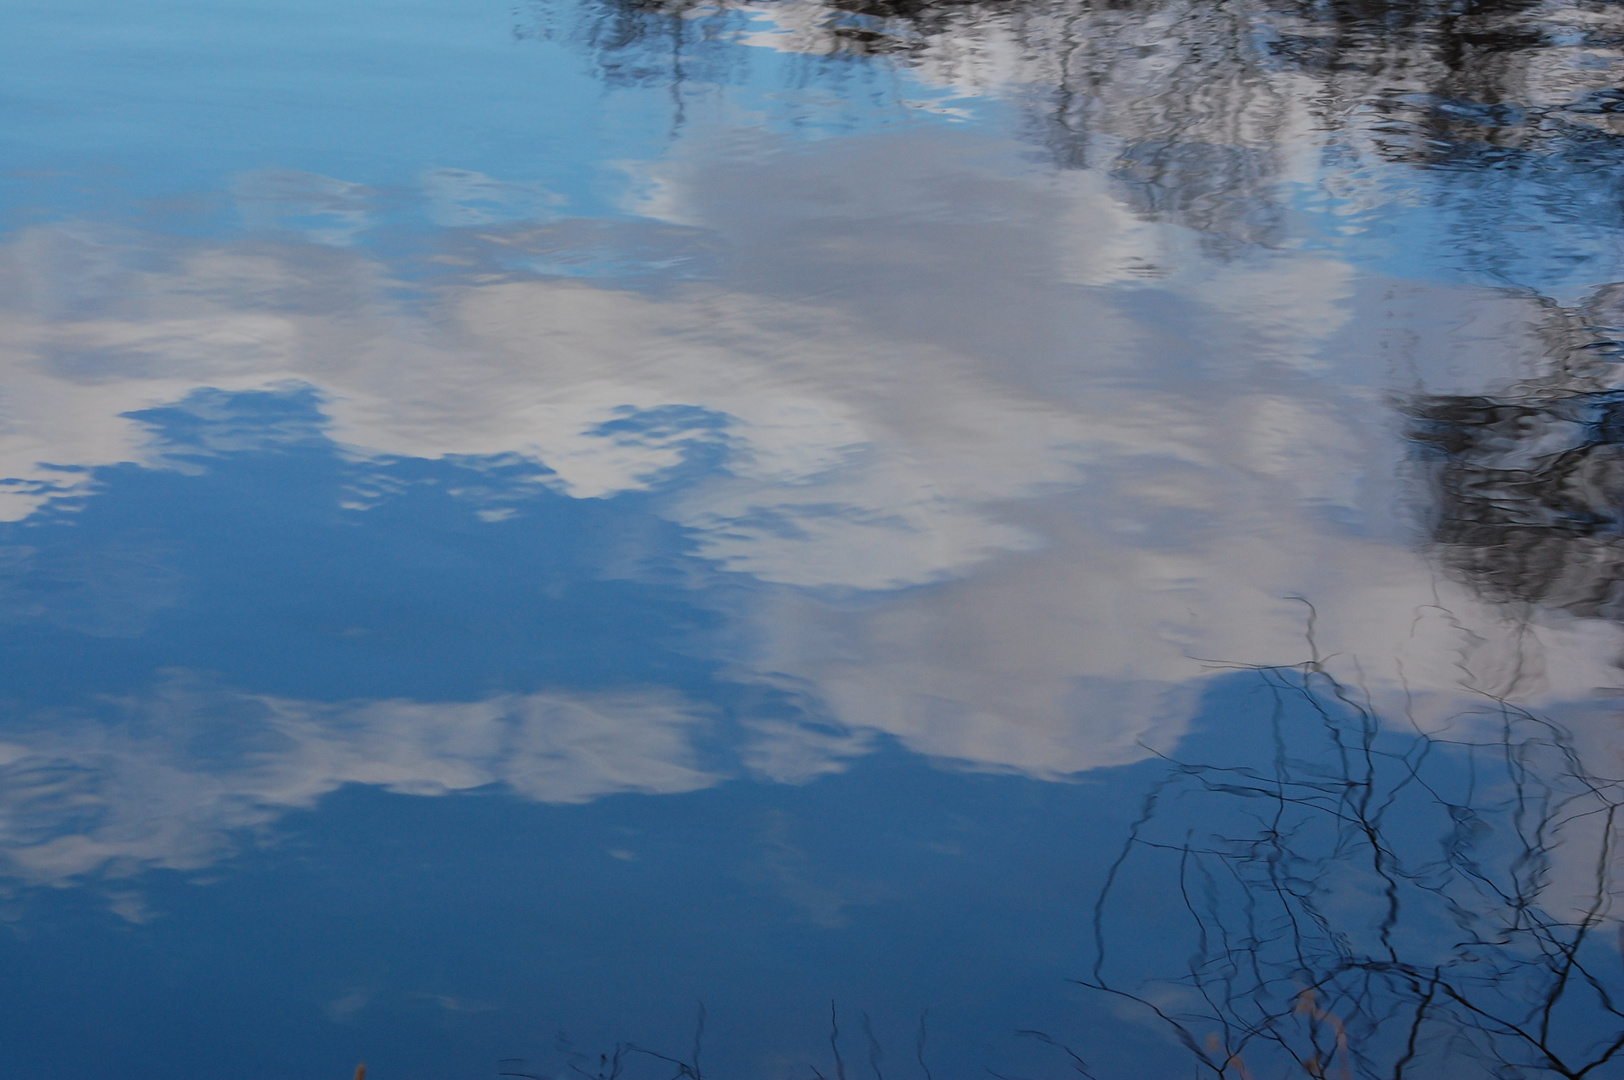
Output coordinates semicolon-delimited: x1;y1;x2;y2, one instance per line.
3;0;1624;1076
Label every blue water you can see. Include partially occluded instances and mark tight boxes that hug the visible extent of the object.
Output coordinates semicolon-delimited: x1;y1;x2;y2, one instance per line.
4;1;1624;1077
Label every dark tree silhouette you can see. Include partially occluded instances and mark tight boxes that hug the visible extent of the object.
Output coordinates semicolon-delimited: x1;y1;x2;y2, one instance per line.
1407;283;1624;623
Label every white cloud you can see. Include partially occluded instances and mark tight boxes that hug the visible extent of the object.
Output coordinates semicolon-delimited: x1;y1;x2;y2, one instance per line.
0;683;718;885
0;128;1615;812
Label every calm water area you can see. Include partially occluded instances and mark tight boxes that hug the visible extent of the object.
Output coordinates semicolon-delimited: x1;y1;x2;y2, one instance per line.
3;1;1624;1077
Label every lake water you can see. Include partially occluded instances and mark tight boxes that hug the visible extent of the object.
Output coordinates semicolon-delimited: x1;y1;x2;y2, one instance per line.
3;1;1624;1077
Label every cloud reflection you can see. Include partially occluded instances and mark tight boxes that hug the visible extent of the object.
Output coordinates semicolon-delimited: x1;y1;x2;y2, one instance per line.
1;126;1621;886
0;679;717;884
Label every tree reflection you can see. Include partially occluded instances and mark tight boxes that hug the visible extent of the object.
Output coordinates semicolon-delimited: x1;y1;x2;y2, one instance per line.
519;0;1624;258
1407;282;1624;624
1086;654;1624;1078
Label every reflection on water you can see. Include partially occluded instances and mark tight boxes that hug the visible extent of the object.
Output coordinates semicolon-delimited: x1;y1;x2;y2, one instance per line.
1091;665;1624;1079
535;0;1624;276
2;0;1623;1075
1409;283;1624;621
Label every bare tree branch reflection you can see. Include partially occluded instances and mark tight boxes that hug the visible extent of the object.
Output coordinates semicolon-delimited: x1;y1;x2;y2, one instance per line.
1085;655;1624;1078
511;1008;711;1080
517;0;1624;260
